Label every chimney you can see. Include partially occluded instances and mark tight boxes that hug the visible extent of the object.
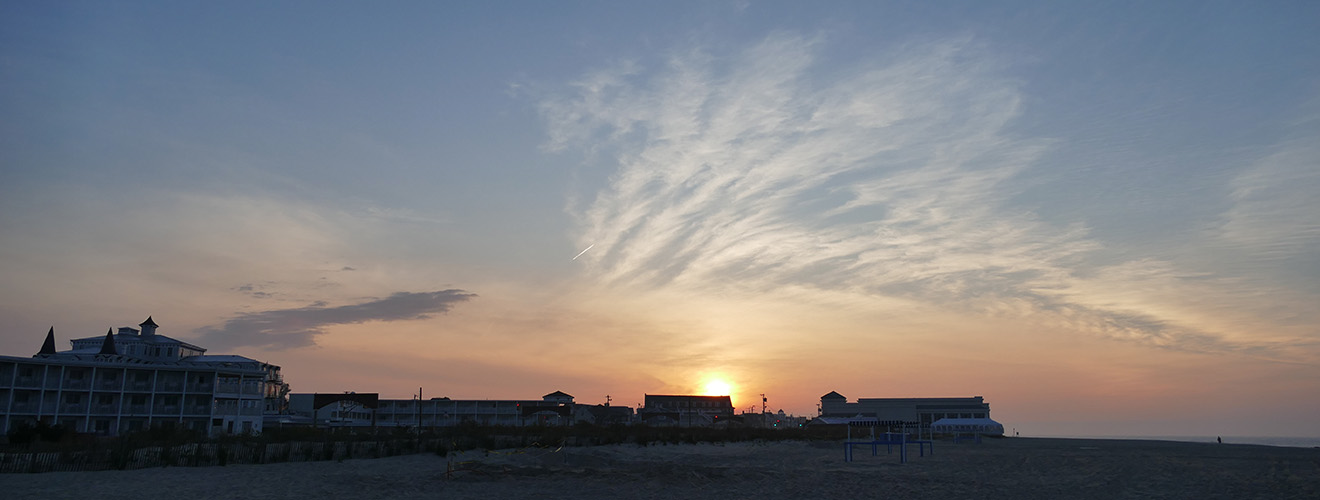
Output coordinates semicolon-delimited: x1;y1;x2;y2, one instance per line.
139;316;158;337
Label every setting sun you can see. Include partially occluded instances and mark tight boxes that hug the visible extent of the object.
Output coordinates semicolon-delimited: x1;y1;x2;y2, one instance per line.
702;379;733;396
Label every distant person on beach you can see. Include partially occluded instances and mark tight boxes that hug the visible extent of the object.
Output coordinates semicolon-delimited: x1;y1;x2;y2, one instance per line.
1217;436;1222;444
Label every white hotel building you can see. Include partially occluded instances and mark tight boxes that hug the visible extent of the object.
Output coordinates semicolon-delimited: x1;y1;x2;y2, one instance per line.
0;317;286;437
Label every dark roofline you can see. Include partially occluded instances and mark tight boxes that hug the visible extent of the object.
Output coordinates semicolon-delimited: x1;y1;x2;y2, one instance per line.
139;316;158;327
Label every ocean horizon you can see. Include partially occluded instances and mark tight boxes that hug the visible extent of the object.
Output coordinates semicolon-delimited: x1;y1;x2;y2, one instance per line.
1036;435;1320;448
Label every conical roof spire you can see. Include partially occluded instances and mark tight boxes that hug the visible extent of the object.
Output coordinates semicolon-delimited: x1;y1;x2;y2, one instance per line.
38;327;56;355
99;328;118;355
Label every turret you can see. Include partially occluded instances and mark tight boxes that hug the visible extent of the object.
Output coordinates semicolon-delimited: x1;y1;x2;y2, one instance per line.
139;316;158;337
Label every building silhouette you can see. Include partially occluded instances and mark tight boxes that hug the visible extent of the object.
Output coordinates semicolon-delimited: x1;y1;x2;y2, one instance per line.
819;391;994;431
0;318;286;437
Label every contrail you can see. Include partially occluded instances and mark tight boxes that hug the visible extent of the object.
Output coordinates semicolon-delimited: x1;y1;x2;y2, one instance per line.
572;243;595;261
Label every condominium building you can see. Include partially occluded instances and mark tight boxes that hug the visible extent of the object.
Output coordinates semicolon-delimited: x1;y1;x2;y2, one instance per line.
0;317;287;437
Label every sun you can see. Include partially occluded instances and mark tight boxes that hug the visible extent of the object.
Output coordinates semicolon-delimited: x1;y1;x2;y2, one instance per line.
702;379;733;396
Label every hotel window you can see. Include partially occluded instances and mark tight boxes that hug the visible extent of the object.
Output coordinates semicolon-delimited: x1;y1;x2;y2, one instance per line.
64;393;82;404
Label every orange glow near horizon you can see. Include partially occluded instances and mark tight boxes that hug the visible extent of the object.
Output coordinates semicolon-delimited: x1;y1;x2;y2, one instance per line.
702;378;733;397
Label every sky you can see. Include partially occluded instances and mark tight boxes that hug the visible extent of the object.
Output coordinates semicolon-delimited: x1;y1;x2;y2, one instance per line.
2;1;1317;438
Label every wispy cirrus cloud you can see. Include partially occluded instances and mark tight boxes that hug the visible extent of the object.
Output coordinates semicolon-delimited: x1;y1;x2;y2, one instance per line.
196;290;476;350
539;32;1319;360
1216;138;1320;263
544;34;1071;297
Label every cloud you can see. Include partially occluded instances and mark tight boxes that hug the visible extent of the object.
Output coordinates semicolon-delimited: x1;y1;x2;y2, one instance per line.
539;32;1320;360
543;34;1068;296
1216;138;1320;262
196;290;476;350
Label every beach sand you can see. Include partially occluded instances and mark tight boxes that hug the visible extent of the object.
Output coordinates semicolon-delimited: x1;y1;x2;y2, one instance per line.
3;438;1317;499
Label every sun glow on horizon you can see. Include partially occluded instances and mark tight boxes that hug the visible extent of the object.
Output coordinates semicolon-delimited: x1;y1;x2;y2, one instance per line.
702;379;733;397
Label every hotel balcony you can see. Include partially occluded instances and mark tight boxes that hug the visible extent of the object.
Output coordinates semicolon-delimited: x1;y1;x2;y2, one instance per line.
61;379;91;391
61;402;89;413
215;382;241;394
12;377;40;389
94;380;123;391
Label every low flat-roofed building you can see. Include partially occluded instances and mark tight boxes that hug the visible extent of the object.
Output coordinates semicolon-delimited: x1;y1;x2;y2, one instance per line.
292;391;582;428
287;392;380;428
820;391;993;429
639;394;734;427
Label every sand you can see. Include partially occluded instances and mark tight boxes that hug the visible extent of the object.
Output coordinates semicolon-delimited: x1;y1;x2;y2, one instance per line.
2;438;1317;499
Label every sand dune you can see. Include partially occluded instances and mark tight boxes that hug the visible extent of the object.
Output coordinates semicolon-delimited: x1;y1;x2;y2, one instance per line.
3;438;1317;499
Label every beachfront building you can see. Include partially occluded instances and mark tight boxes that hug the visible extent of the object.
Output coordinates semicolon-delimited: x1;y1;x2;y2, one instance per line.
819;391;994;431
287;392;380;428
639;394;734;427
289;390;587;428
574;403;635;426
0;318;287;437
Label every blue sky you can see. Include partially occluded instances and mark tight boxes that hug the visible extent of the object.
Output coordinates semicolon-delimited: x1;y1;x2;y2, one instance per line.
2;1;1317;436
